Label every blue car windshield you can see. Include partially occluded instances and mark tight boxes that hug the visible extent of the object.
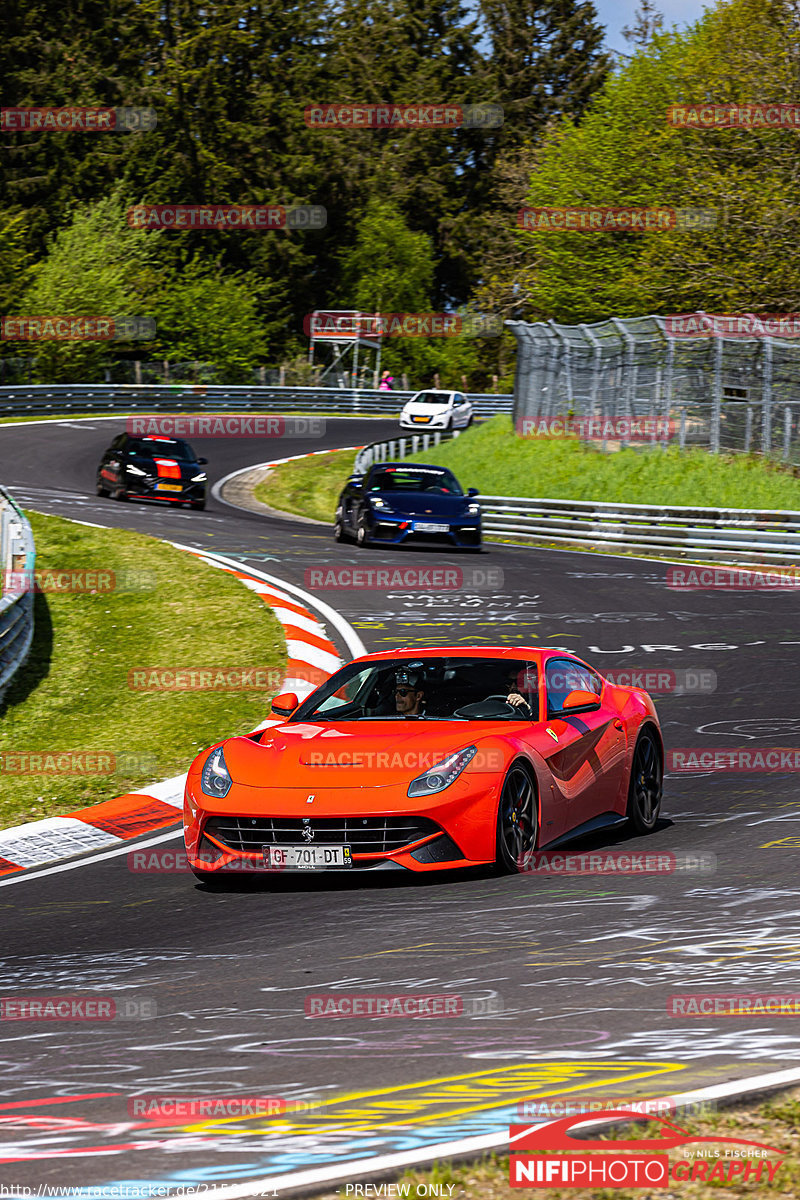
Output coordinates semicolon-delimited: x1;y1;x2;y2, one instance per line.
367;467;463;495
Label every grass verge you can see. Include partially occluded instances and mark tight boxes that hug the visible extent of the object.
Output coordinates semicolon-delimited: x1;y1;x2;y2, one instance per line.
249;418;800;526
316;1087;800;1200
403;417;800;509
253;447;359;523
0;510;285;830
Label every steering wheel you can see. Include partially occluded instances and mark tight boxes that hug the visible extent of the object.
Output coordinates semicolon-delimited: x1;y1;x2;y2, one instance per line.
484;693;532;717
482;696;532;710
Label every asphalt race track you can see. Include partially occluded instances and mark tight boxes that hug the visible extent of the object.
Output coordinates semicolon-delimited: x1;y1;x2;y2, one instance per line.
1;415;800;1192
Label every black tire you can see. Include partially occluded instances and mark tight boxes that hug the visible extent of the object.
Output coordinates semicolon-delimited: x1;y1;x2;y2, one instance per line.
355;512;370;547
114;485;129;501
626;727;663;834
333;510;350;542
191;499;206;511
466;415;474;428
96;481;109;497
495;762;537;873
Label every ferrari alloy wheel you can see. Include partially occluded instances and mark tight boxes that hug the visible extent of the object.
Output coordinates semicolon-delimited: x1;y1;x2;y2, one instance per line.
356;513;370;547
626;727;663;834
496;763;537;873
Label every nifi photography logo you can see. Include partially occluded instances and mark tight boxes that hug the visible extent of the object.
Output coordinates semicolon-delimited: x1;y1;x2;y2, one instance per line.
508;1109;784;1188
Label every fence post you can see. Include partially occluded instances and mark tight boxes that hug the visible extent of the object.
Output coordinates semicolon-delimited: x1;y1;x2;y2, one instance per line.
762;336;773;456
710;334;723;453
784;406;792;460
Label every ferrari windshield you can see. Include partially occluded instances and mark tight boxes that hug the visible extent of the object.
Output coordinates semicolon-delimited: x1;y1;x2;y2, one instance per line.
291;657;540;721
366;467;463;495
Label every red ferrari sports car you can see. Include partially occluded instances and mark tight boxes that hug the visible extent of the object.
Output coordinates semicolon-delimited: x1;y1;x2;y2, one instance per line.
183;647;664;879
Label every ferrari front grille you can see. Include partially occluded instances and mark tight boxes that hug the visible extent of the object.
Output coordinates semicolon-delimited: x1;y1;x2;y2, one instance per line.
204;815;441;855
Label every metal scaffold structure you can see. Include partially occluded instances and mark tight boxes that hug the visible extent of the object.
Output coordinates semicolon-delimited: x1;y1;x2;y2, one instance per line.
308;311;384;388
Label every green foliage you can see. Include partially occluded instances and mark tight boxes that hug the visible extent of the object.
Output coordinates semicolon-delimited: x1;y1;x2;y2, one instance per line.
521;0;800;321
152;260;275;380
14;194;161;381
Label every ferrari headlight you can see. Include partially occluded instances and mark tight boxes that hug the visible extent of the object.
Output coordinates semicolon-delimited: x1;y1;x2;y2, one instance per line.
201;746;232;798
126;464;147;476
408;745;477;797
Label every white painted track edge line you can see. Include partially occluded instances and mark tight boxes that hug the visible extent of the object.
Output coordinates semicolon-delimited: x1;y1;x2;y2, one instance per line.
0;827;182;888
211;447;361;509
169;542;367;659
91;1064;800;1200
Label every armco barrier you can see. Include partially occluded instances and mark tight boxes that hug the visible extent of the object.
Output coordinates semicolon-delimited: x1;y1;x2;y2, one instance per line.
353;433;800;563
0;384;512;419
0;488;35;702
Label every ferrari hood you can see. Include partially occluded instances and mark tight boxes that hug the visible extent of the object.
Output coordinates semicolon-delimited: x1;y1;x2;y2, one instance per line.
222;722;488;788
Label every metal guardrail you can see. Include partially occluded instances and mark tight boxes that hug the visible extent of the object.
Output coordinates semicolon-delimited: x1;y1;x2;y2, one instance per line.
353;432;800;563
0;384;512;419
0;489;35;702
354;430;459;473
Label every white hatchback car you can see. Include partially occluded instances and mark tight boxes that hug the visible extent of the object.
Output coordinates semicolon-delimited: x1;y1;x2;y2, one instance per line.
399;389;474;432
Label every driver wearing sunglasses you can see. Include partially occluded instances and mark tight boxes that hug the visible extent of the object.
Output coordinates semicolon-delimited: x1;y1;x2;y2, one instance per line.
394;667;426;716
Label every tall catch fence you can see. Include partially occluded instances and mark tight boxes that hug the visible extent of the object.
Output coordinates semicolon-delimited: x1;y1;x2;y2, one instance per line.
508;315;800;467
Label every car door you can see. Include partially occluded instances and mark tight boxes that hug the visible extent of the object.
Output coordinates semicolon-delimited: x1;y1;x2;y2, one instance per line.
453;393;470;427
538;656;628;832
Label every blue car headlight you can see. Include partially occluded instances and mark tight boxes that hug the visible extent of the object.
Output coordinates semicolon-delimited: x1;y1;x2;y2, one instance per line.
408;745;478;797
370;497;395;514
201;746;232;798
466;503;480;516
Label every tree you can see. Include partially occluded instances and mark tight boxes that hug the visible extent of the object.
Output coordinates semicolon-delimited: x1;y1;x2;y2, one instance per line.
152;260;274;379
622;0;664;47
14;194;162;381
517;0;800;322
478;0;611;160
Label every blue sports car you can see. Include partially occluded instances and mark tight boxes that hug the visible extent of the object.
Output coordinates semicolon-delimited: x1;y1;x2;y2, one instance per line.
334;463;482;549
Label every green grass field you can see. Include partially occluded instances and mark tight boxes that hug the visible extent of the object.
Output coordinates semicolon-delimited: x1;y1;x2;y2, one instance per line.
0;511;285;830
251;417;800;525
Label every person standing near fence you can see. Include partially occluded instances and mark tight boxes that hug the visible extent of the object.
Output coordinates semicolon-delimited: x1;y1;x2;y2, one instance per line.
379;371;394;391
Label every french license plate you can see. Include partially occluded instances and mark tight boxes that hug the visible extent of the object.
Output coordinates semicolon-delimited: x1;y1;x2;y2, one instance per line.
412;415;430;423
157;483;183;492
264;844;352;870
415;522;449;533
